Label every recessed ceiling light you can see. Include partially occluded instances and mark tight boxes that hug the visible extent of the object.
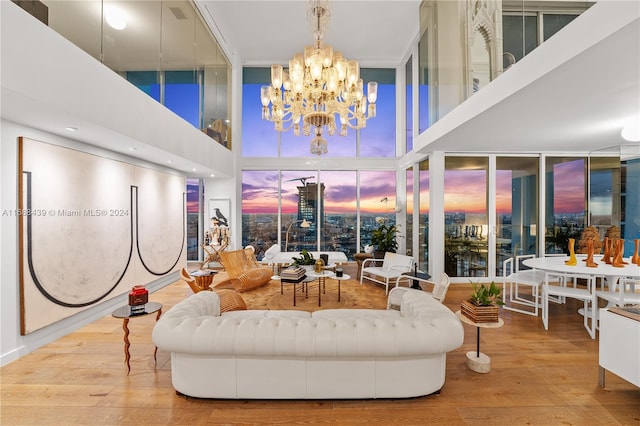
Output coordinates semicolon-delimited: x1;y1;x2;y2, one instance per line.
621;116;640;142
210;173;215;177
105;6;127;30
128;147;137;151
167;160;173;164
192;168;197;172
65;127;78;132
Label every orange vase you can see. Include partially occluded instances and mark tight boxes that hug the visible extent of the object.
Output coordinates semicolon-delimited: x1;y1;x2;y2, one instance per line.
631;239;640;265
565;238;577;266
602;237;612;264
585;239;598;267
612;239;627;267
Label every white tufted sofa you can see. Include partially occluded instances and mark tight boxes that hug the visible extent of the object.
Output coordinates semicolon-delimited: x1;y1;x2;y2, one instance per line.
152;290;464;399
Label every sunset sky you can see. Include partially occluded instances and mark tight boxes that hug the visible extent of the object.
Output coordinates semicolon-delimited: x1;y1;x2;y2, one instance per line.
189;76;594;219
242;84;396;158
189;159;591;218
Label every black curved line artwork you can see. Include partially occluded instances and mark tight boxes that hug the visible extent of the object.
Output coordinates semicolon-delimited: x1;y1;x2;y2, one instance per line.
24;171;134;308
134;186;186;276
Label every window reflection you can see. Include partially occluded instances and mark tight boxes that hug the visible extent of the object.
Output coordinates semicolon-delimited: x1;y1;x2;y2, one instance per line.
496;157;539;275
545;157;586;254
444;157;488;278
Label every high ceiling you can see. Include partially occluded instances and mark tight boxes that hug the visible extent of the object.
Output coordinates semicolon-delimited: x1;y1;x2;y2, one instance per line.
199;0;640;156
198;0;420;67
6;0;639;167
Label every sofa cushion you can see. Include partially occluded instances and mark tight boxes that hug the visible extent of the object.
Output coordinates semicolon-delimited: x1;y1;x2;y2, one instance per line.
153;291;464;359
222;310;311;320
312;309;401;320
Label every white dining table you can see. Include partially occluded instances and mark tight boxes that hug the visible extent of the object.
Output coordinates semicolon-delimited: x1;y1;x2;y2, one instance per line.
523;254;640;303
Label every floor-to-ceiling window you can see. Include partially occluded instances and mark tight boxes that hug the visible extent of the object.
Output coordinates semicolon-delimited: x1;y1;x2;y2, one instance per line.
405;57;414;153
321;171;357;255
502;6;586;68
418;159;429;272
359;69;396;158
360;171;397;252
496;157;539;275
280;171;319;253
418;29;431;134
405;167;414;258
444;157;488;278
589;156;621;238
186;178;203;261
544;157;586;254
241;169;396;261
241;170;280;259
243;67;395;158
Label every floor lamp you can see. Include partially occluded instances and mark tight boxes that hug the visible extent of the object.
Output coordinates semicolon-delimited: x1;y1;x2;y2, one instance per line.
285;219;311;252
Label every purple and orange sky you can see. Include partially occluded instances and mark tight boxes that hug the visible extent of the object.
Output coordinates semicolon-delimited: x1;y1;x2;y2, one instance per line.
238;160;588;217
242;84;396;158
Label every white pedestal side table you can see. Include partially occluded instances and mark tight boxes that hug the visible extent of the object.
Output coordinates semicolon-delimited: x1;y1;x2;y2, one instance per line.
456;310;504;373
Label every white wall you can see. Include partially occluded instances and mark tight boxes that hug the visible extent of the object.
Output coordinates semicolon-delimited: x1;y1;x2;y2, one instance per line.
0;121;182;366
0;1;233;365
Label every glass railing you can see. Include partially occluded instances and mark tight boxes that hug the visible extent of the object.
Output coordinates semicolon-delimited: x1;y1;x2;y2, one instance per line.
39;0;232;149
416;0;593;135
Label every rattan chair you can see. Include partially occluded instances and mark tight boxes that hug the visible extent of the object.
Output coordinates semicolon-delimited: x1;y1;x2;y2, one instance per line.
181;267;213;293
216;248;273;292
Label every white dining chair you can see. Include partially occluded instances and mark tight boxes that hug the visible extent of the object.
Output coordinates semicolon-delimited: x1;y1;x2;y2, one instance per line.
542;271;597;339
596;277;640;307
502;254;547;316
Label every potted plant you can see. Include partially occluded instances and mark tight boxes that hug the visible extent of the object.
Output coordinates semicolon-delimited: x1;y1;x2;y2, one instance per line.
461;281;504;323
371;218;400;258
291;249;316;269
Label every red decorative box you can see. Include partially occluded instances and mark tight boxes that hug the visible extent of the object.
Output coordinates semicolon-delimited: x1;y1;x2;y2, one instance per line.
128;285;148;306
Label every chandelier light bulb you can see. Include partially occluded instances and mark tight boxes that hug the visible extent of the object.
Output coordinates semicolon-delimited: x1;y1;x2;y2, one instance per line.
347;60;359;86
271;65;283;89
367;82;378;103
260;86;271;107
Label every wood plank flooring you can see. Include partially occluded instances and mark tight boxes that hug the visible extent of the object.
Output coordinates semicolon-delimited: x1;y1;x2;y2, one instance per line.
2;264;639;425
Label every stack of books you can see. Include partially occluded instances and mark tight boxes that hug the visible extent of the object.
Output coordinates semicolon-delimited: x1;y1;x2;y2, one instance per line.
280;266;306;281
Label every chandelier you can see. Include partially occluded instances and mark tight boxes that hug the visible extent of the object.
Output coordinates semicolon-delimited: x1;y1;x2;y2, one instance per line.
260;0;378;155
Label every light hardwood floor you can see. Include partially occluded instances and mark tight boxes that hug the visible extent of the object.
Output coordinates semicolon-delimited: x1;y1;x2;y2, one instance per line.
2;265;639;425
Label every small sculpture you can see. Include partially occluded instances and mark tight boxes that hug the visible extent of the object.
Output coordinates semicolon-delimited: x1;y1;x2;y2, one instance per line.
611;239;628;268
602;237;613;264
565;238;577;266
584;239;598;268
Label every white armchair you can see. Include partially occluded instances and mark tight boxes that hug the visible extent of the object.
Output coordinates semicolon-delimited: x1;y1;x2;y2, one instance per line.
388;272;451;310
360;252;414;295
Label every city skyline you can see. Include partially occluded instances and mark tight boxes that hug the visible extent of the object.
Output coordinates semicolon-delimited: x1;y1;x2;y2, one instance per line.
189;159;593;217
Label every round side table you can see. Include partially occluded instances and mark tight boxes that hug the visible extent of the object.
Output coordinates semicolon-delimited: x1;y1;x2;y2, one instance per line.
455;310;504;374
333;273;351;302
112;302;162;375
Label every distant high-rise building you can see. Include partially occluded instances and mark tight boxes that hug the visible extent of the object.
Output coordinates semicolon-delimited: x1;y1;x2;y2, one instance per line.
297;182;325;225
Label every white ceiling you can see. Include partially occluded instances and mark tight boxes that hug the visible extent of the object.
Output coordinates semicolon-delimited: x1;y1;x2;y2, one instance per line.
200;0;640;156
198;0;420;67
